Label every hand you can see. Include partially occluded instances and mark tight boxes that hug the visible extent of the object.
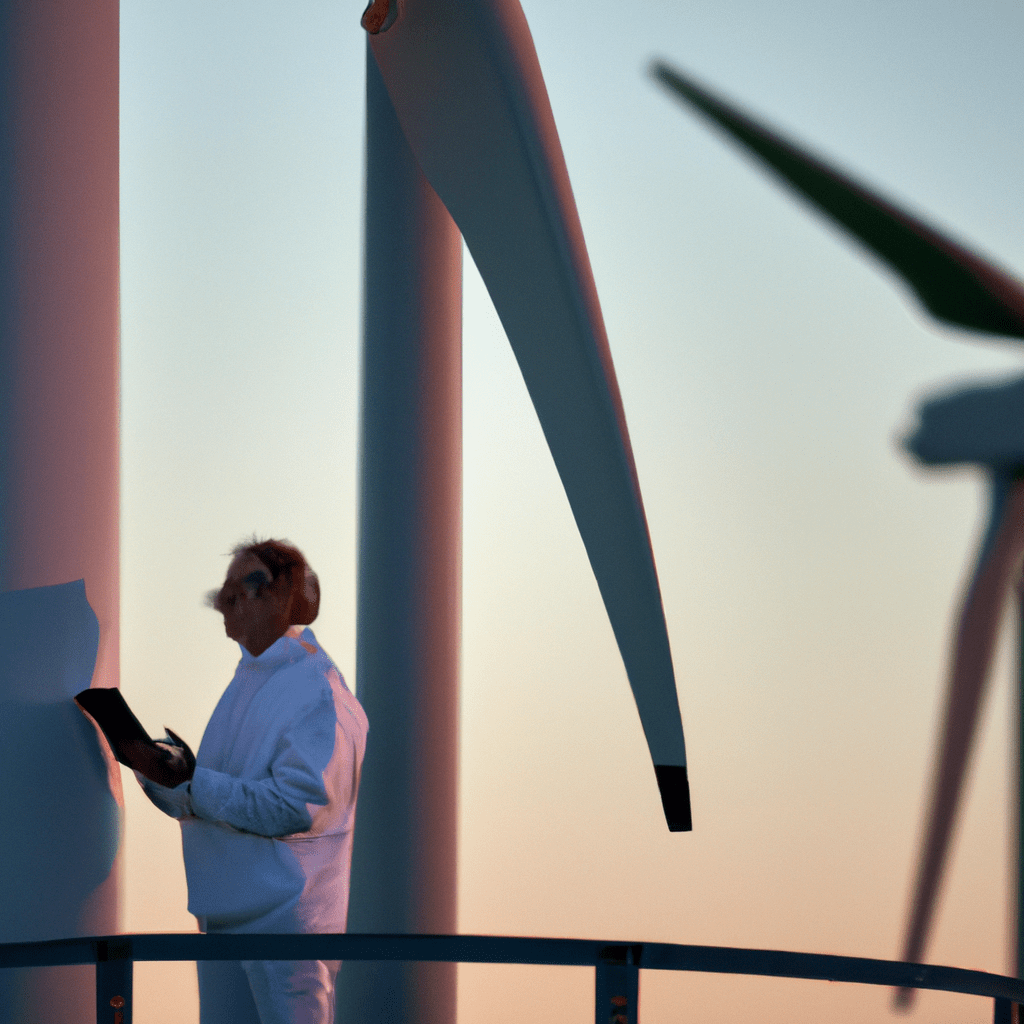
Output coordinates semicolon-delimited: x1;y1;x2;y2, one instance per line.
122;738;195;789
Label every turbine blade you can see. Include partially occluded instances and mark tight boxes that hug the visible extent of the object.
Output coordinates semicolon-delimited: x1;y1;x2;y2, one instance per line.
368;1;691;829
651;61;1024;342
894;476;1024;1008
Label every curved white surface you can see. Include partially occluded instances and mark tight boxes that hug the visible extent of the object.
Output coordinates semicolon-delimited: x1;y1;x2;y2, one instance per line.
368;0;689;824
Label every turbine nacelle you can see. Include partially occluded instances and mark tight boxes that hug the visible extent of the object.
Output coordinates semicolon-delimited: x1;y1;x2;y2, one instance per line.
905;376;1024;470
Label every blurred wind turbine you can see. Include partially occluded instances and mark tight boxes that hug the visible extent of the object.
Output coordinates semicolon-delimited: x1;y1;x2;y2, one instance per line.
343;6;692;1021
652;60;1024;1007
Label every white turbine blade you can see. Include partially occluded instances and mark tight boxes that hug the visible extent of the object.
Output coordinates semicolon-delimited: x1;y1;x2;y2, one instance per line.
367;0;690;829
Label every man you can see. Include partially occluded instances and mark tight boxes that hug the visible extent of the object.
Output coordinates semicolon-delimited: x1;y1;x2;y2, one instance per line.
134;538;368;1024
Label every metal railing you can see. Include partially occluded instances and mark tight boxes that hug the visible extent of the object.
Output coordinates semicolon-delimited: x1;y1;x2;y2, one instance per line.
1;933;1022;1024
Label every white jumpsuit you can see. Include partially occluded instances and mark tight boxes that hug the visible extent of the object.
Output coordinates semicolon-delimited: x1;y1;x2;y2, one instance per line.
139;626;368;1024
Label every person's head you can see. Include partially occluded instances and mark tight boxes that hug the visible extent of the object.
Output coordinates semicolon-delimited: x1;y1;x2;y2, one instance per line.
208;538;320;656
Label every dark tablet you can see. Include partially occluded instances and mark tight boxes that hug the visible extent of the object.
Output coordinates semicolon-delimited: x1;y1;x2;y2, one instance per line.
75;687;154;766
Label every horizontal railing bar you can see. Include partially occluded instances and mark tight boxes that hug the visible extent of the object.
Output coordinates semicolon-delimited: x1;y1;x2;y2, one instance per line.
0;934;1021;1005
640;944;1024;1001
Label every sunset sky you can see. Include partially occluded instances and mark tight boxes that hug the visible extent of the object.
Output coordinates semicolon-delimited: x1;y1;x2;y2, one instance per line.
116;1;1024;1020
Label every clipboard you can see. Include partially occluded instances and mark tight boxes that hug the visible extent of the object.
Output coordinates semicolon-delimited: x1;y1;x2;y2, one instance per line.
75;686;155;767
76;687;195;787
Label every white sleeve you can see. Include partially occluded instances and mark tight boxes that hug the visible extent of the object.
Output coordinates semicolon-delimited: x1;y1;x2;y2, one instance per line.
134;771;194;819
188;691;337;838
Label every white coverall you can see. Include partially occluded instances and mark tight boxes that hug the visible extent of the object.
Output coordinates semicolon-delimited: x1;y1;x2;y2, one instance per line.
139;626;368;1024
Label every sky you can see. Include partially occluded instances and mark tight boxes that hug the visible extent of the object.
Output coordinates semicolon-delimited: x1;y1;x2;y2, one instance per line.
116;0;1024;1021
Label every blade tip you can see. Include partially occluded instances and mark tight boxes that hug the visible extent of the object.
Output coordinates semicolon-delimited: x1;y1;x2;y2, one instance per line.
654;764;692;831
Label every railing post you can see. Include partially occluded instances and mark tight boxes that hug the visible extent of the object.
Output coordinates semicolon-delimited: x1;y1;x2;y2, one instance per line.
95;939;133;1024
994;996;1012;1024
596;945;642;1024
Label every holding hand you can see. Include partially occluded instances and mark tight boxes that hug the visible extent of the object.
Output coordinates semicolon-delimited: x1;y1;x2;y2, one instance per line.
125;729;195;789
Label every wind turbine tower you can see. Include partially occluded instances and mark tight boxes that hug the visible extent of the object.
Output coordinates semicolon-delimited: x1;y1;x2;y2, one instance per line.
0;0;123;1020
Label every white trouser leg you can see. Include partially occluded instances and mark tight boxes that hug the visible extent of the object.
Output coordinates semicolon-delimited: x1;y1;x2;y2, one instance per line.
240;959;340;1024
198;960;262;1024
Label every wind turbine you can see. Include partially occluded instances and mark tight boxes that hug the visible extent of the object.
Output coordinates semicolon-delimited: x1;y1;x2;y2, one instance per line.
652;61;1024;1006
344;4;692;1021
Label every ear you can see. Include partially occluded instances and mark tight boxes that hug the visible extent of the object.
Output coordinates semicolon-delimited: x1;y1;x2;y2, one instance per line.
291;567;320;625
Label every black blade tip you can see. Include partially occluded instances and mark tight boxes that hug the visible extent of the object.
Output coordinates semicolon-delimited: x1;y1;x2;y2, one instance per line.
654;764;692;832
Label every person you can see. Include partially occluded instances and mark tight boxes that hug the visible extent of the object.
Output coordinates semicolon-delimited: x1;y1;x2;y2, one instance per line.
133;538;368;1024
